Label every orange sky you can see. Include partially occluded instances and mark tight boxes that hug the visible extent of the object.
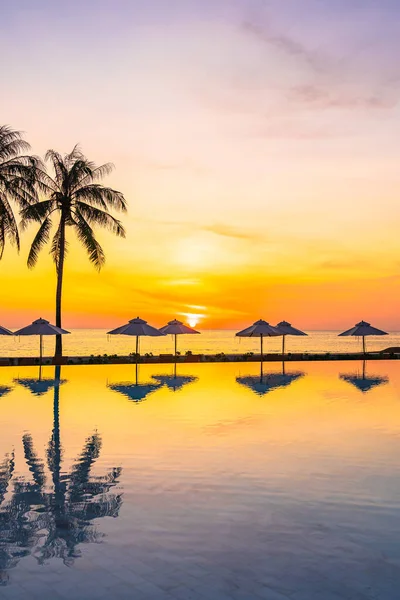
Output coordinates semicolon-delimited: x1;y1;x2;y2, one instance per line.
1;1;400;330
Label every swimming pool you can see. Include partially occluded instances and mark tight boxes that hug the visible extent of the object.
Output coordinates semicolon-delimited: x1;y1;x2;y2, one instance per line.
0;361;399;599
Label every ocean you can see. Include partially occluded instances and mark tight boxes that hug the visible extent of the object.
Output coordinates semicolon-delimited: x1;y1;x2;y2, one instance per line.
1;329;399;357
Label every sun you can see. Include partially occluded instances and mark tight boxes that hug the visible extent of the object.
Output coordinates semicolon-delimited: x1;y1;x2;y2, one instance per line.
182;313;203;328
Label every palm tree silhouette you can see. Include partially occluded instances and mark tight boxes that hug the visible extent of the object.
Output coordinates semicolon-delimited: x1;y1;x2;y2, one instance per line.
0;367;122;583
21;147;127;358
0;125;38;259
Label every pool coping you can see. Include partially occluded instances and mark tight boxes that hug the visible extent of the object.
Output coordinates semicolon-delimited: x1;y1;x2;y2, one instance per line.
0;352;399;366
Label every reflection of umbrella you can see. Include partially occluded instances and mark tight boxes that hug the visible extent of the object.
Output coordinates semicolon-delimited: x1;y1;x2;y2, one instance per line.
338;321;388;355
0;325;12;336
275;321;307;356
153;363;198;392
108;317;165;361
340;360;389;393
14;378;66;396
14;365;66;396
14;318;70;364
108;383;161;402
0;386;12;398
108;363;162;402
236;320;280;360
159;319;200;358
237;362;304;396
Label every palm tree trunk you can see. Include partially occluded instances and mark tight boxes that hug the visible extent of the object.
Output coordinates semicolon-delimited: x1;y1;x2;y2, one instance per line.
55;216;66;359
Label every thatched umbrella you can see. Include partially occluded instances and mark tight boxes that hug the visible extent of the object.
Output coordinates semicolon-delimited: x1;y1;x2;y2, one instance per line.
159;319;200;358
339;321;388;355
236;320;280;361
14;318;70;365
275;321;307;356
108;317;165;362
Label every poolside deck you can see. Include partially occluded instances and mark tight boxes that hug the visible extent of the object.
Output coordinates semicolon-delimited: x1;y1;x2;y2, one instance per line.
1;350;399;366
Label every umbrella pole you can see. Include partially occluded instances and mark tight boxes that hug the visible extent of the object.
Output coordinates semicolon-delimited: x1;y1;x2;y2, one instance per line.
136;335;139;363
362;336;366;355
174;334;177;361
260;334;264;362
282;335;285;357
39;334;43;366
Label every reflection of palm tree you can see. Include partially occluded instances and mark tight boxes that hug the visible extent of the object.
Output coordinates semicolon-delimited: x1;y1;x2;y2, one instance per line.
0;451;36;585
0;366;122;583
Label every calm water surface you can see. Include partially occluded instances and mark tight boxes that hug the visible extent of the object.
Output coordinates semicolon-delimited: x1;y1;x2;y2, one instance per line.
1;329;400;357
0;361;400;599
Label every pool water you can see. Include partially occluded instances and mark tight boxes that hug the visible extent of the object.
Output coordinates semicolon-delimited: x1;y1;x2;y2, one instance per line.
0;361;400;599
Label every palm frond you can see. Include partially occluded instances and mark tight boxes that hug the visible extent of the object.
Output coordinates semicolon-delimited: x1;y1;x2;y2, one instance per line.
74;201;126;237
73;210;105;270
71;163;115;190
20;199;55;228
73;184;127;212
50;219;68;268
0;125;39;258
0;193;20;256
27;216;52;268
65;144;84;164
0;125;31;160
45;149;69;187
31;167;58;197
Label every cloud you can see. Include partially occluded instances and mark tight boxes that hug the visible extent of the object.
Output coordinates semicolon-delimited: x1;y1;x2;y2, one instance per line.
289;84;398;111
318;259;370;271
241;20;328;72
136;218;264;242
202;223;264;241
239;17;400;116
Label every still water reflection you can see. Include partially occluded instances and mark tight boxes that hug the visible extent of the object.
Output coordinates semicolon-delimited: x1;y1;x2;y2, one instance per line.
0;361;400;599
108;363;198;402
0;386;12;399
14;365;67;397
152;363;198;393
236;361;304;396
0;367;122;587
340;359;389;393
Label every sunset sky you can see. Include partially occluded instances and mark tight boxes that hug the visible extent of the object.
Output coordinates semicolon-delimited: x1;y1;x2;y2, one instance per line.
1;0;400;330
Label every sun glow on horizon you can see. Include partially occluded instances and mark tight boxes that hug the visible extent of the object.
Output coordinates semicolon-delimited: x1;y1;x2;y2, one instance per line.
182;313;204;328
